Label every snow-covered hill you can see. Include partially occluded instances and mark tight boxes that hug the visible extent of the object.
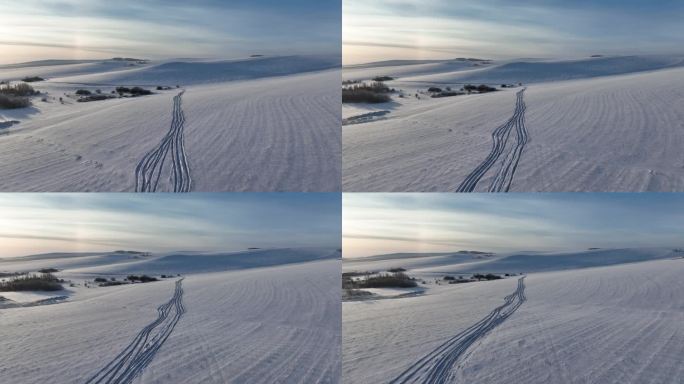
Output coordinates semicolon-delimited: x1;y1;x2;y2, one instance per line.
343;57;684;191
0;55;341;191
344;248;680;274
56;55;341;86
0;248;340;383
343;254;684;383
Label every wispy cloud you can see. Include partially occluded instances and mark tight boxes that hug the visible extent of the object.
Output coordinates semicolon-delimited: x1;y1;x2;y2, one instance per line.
0;193;340;258
343;193;684;258
343;0;684;64
0;0;340;64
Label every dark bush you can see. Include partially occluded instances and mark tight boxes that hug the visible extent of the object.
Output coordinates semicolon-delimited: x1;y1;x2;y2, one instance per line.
342;81;393;103
373;76;395;82
342;89;391;103
126;274;159;283
443;275;455;281
473;273;502;280
139;275;158;282
1;82;37;97
464;84;498;93
116;86;152;96
75;89;92;95
357;272;417;288
427;87;442;93
38;268;59;273
94;277;107;283
22;76;44;82
431;91;463;98
0;94;30;109
130;87;152;96
0;273;62;291
77;94;112;102
388;267;406;273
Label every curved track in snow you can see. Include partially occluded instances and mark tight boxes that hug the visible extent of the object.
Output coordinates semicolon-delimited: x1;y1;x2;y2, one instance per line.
135;90;192;192
85;279;186;384
456;89;528;192
390;277;526;384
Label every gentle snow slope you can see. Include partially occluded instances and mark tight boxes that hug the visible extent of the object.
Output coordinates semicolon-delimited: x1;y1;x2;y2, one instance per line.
0;60;340;191
344;65;684;191
0;252;340;384
343;258;684;383
456;259;684;384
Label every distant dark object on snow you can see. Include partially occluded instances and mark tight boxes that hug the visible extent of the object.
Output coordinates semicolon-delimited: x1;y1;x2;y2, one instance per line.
250;54;264;57
591;54;604;58
126;275;159;283
0;83;37;109
463;84;498;94
0;273;63;292
116;86;153;96
112;57;147;62
431;91;464;98
22;76;45;82
343;81;393;103
373;76;395;82
473;273;503;281
77;94;114;102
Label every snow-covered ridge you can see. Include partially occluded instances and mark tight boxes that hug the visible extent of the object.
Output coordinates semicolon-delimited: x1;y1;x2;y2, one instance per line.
344;247;682;274
51;55;341;86
1;247;341;275
348;55;684;85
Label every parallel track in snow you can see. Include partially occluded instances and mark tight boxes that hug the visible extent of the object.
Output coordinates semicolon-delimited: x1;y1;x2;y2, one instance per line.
135;90;192;192
85;279;186;384
390;277;527;384
456;88;528;192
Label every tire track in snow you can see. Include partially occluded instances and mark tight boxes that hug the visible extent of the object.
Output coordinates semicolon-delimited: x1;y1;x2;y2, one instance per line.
390;277;527;384
85;279;186;384
456;88;528;192
134;90;192;192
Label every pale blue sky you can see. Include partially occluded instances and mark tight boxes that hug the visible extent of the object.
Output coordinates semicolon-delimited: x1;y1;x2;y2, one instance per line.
0;0;341;64
344;0;684;64
0;193;341;258
344;194;684;258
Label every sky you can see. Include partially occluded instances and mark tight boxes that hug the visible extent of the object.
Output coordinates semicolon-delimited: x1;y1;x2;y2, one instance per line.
343;193;684;258
0;0;341;64
0;193;341;258
343;0;684;64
